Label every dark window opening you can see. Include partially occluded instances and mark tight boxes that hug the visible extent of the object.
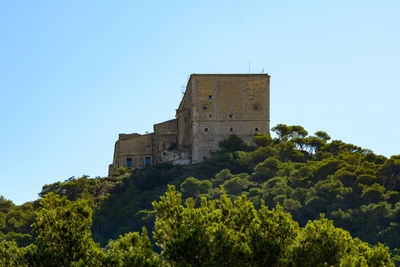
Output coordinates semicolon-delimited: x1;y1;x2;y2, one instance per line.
202;105;209;111
255;128;259;132
184;117;187;123
230;128;233;132
209;114;212;118
209;95;212;99
205;128;208;132
126;158;133;167
229;114;233;118
145;157;151;167
145;144;150;148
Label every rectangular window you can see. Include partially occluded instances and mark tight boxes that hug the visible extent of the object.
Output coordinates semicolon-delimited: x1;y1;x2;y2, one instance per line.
230;128;233;132
126;157;133;167
209;95;212;99
205;128;208;132
255;128;259;132
145;157;151;166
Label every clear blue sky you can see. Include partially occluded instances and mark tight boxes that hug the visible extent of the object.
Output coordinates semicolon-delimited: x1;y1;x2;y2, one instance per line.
1;1;399;204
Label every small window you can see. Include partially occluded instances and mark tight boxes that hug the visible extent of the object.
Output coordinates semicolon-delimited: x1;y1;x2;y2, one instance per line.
145;157;151;166
184;117;187;123
202;105;209;111
229;113;233;118
205;128;208;132
253;104;261;111
145;144;150;148
209;95;212;99
126;158;133;167
208;114;212;118
255;128;259;132
230;128;233;132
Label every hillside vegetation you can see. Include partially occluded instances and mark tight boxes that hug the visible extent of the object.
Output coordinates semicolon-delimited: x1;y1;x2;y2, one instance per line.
1;124;400;265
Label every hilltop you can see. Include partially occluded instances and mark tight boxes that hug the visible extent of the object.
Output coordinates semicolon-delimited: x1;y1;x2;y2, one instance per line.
1;124;400;265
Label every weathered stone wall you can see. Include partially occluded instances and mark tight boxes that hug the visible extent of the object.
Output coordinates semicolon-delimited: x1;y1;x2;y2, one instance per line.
109;73;270;174
189;74;270;163
159;150;191;165
176;78;193;152
153;119;178;164
118;133;141;140
108;133;153;175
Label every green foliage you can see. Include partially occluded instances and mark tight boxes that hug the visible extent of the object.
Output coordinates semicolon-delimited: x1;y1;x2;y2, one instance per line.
0;196;35;247
211;169;234;186
180;176;212;198
0;239;28;266
2;123;400;264
91;162;225;246
222;175;251;195
153;186;393;266
39;175;124;205
30;192;104;266
218;134;248;152
0;193;159;266
114;166;128;176
153;185;299;266
272;124;308;141
291;216;393;266
254;132;272;147
105;228;159;266
90;127;400;260
379;157;400;191
361;183;386;203
254;157;281;181
315;130;331;141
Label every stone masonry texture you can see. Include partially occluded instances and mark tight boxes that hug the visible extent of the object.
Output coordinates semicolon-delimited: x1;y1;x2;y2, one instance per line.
109;74;270;176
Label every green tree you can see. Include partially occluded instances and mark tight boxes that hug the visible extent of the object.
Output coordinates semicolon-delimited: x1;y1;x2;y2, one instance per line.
218;134;247;152
314;131;331;141
290;216;393;266
152;185;299;266
152;186;392;266
361;183;386;204
271;124;292;141
180;177;212;198
222;175;251;195
272;124;307;141
249;203;300;266
0;240;27;267
211;169;234;186
254;157;281;181
378;158;400;191
30;193;104;266
105;228;159;266
254;132;272;147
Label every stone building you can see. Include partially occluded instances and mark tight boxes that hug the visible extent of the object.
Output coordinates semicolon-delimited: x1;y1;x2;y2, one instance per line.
109;74;270;176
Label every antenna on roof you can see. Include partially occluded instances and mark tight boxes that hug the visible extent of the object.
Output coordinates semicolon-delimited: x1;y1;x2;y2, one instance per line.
260;68;264;74
248;60;251;73
181;85;185;96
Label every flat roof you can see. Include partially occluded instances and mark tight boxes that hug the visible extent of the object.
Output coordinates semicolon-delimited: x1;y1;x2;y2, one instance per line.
190;73;270;77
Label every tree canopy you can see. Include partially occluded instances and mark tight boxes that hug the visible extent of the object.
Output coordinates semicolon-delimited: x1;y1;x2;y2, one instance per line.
1;124;400;265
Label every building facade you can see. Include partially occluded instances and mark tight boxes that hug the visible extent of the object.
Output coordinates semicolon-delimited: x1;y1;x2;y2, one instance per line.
109;74;270;175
